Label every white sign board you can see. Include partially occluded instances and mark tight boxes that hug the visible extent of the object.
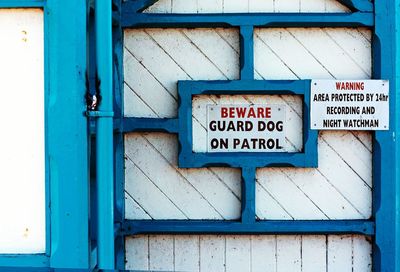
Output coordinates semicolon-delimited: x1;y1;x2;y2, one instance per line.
207;105;286;152
311;80;389;130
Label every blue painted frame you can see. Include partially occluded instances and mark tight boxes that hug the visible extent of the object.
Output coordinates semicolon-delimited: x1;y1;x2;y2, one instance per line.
117;0;400;271
0;0;90;269
177;80;318;168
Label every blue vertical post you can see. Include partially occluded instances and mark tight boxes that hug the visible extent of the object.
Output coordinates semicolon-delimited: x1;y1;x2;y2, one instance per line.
95;0;115;269
373;0;399;271
240;25;254;80
241;168;256;224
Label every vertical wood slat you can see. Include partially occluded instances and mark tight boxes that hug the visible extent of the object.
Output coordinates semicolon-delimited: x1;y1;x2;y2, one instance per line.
125;235;372;271
144;0;349;13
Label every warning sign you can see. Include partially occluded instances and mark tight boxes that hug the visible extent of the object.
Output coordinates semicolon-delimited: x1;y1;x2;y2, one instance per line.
311;80;389;130
207;105;286;152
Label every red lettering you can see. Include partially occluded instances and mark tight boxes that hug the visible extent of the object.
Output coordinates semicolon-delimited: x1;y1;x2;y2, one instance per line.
221;107;228;118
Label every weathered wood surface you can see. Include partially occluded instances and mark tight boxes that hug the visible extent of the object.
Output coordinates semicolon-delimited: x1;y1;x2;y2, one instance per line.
126;235;372;272
144;0;349;13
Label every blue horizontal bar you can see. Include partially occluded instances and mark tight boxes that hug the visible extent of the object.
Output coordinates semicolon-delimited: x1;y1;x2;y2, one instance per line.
178;152;317;168
122;117;179;133
179;79;310;95
122;220;375;236
0;0;44;8
0;254;49;268
122;12;374;28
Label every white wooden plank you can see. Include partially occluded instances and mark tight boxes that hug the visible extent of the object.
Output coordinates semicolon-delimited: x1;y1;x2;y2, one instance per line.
125;134;223;219
198;0;223;13
283;167;363;219
183;29;239;79
323;28;372;77
124;29;191;98
325;0;350;12
199;236;226;272
175;235;200;272
353;235;372;272
149;235;174;271
276;236;301;271
249;0;274;12
226;236;251;272
251;235;276;272
144;0;351;13
123;50;177;118
302;235;327;272
256;29;333;79
300;0;325;12
254;31;300;80
321;131;372;187
288;28;368;79
145;28;228;80
125;236;149;271
125;193;152;220
0;8;45;254
123;83;157;118
352;131;373;152
125;154;187;219
208;167;242;199
257;169;328;219
172;0;198;13
275;0;300;12
327;235;353;272
256;183;293;220
318;136;372;218
144;133;241;220
223;0;249;13
144;0;171;13
216;28;240;53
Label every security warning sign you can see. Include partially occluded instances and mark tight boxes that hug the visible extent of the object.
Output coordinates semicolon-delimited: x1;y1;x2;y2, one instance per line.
311;80;389;130
207;105;286;152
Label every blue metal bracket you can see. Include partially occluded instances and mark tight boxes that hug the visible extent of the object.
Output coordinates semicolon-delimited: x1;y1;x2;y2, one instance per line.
337;0;374;12
122;0;159;13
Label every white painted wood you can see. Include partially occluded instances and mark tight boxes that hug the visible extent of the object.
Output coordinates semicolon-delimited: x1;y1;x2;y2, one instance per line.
124;28;239;118
125;154;187;219
302;236;327;272
125;133;241;219
126;235;371;271
287;28;369;79
198;0;223;13
327;235;353;272
149;235;174;271
199;235;226;272
275;0;300;12
144;0;350;13
175;235;200;272
125;192;152;220
257;168;328;219
276;236;301;271
0;9;45;254
125;235;149;270
353;235;372;272
225;236;251;272
250;235;276;272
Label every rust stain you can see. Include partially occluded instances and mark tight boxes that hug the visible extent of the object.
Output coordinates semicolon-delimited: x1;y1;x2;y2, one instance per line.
23;227;29;238
21;30;28;42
